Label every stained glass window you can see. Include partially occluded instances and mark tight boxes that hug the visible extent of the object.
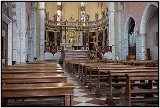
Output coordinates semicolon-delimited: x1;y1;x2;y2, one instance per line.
80;2;86;26
57;2;62;25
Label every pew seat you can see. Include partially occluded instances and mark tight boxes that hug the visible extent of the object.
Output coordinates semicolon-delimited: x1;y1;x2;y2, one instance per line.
2;83;76;106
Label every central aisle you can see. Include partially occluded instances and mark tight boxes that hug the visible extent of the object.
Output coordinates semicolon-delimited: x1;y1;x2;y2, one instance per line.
66;71;108;106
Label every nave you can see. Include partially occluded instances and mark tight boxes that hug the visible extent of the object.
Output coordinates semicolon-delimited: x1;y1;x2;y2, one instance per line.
2;50;158;107
1;2;159;107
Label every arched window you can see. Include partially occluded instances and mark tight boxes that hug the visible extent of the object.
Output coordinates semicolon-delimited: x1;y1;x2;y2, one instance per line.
128;17;136;60
128;18;135;47
80;2;86;26
57;2;62;25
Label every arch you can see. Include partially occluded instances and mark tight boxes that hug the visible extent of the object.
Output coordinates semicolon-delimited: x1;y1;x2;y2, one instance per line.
139;3;158;60
123;16;137;60
124;16;138;40
140;3;158;34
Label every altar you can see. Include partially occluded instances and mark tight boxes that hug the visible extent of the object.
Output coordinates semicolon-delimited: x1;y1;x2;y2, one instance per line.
72;45;83;50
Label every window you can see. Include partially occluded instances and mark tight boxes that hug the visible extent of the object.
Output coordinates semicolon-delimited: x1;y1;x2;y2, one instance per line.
80;2;86;26
57;2;62;25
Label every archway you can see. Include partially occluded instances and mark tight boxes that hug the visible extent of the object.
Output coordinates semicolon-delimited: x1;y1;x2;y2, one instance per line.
128;17;136;60
146;8;158;60
140;3;158;60
124;17;137;60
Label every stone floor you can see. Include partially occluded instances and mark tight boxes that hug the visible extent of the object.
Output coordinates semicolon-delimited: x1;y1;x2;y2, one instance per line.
66;72;109;106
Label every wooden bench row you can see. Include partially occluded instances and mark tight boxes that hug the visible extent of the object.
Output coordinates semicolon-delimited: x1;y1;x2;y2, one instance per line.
104;60;158;67
65;59;158;106
2;82;76;106
2;61;76;106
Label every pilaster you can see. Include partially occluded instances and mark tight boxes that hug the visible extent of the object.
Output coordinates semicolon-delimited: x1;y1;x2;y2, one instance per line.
136;34;146;60
32;6;37;59
14;2;26;63
39;5;45;60
108;2;115;59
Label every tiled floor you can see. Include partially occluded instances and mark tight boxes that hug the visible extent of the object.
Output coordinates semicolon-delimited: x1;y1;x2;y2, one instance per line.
73;85;108;106
66;73;108;106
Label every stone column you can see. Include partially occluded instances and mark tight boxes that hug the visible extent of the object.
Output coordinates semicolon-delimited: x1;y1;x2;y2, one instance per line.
61;27;66;47
136;34;146;60
108;2;115;60
20;3;27;63
8;22;12;65
32;3;37;60
141;34;147;60
39;2;45;60
14;2;26;63
12;2;18;63
118;8;124;60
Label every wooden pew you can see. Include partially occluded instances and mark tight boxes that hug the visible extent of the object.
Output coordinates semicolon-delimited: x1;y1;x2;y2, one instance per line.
2;69;64;74
84;63;132;87
104;69;158;106
2;61;76;106
2;82;76;106
76;64;157;97
2;67;63;71
2;73;67;84
122;74;158;106
67;59;98;77
120;60;158;67
93;67;157;97
11;63;61;66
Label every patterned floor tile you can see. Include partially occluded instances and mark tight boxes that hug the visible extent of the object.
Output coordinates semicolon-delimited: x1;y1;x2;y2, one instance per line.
73;101;82;106
86;98;106;106
74;97;93;103
74;92;87;97
74;103;100;106
82;94;97;98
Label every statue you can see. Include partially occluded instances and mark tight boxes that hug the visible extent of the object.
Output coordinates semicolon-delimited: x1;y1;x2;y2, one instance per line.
86;14;90;22
102;10;105;18
53;14;57;23
46;12;49;19
95;13;98;21
106;7;109;16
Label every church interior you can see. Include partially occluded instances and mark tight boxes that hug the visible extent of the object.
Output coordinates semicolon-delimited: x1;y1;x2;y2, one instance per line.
1;2;159;107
